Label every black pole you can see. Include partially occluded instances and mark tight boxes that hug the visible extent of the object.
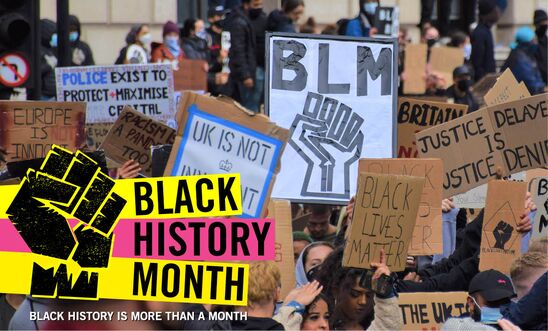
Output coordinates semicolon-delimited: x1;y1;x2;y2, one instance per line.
29;0;41;100
56;0;70;67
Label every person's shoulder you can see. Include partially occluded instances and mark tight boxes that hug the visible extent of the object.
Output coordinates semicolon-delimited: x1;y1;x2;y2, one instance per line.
441;317;496;331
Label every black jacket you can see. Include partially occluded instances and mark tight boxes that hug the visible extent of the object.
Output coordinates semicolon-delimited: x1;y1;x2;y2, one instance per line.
471;22;496;81
536;34;547;84
266;9;295;33
250;11;268;68
68;15;95;66
40;19;58;98
182;37;209;61
231;317;284;330
446;85;479;113
225;6;257;81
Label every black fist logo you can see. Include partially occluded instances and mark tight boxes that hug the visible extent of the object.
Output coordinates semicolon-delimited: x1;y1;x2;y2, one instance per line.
6;146;126;298
493;220;513;250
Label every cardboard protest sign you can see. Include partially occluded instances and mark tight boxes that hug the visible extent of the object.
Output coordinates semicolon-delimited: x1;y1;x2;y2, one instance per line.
453;172;525;208
267;199;296;299
397;97;467;158
266;32;397;204
530;177;548;241
399;292;469;330
403;44;427;95
100;107;176;177
359;159;443;255
56;64;175;123
479;180;527;274
429;46;464;87
374;6;399;37
165;92;289;218
173;60;208;92
86;122;113;150
343;172;425;271
484;69;530;106
0;101;85;162
416;93;548;197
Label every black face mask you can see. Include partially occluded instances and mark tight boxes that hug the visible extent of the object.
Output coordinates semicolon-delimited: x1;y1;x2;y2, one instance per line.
457;79;472;92
536;25;547;38
248;8;263;19
471;302;482;322
427;39;437;48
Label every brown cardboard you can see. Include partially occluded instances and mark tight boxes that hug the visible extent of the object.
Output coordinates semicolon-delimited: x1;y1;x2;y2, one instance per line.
471;73;500;102
173;59;208;92
399;292;469;330
484;69;530;106
429;46;464;87
479;180;527;274
0;178;20;186
100;106;176;177
0;101;85;162
403;44;427;95
166;92;289;218
397;97;468;158
343;172;425;271
266;199;296;299
86;122;113;151
416;93;548;197
359;159;443;255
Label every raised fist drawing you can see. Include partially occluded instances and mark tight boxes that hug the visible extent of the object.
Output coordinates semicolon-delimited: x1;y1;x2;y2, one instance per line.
6;145;126;298
493;220;513;250
289;92;364;199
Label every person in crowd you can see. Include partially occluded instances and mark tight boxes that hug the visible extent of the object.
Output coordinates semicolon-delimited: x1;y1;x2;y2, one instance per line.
449;31;472;62
293;231;313;261
8;296;51;330
151;21;184;68
316;247;403;330
295;242;335;287
304;205;337;242
224;0;261;111
321;24;338;35
501;26;545;95
446;65;479;112
501;271;547;330
534;9;547;84
510;251;547;299
0;294;23;330
443;269;517;330
67;15;94;66
267;0;305;33
39;19;58;100
471;0;500;81
419;0;454;37
345;0;379;37
115;24;151;64
300;17;320;34
249;1;267;112
421;25;440;56
205;7;230;95
181;18;210;62
116;160;142;179
301;293;332;331
528;237;548;253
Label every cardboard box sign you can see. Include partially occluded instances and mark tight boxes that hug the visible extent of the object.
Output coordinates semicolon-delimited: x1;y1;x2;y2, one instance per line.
403;44;427;95
266;199;296;299
530;177;548;241
100;106;176;177
165;92;289;218
398;292;469;330
0;101;85;162
343;172;425;271
479;180;527;274
484;69;530;107
416;93;548;198
173;60;208;92
397;97;468;159
86;122;113;150
359;159;443;256
429;46;464;87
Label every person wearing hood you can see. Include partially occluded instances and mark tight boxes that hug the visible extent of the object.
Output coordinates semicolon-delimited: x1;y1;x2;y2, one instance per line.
295;242;334;287
151;21;184;68
266;0;304;33
115;24;151;64
446;65;479;113
471;0;500;81
40;19;58;100
345;0;379;37
501;26;545;95
67;15;94;66
534;9;547;84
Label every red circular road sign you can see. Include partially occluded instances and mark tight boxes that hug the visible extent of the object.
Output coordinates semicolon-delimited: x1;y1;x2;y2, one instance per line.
0;52;30;87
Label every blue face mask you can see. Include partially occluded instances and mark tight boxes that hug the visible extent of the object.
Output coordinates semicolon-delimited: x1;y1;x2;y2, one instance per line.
480;306;503;324
50;33;58;47
165;36;180;56
363;2;378;15
69;31;79;42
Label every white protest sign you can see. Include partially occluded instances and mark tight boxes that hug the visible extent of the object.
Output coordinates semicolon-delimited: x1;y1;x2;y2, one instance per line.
56;64;175;124
266;33;397;204
531;177;548;240
454;172;526;208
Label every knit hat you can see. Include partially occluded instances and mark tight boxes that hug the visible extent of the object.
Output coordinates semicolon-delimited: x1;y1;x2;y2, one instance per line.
478;0;497;16
515;26;535;43
534;9;548;25
293;231;312;243
163;20;179;37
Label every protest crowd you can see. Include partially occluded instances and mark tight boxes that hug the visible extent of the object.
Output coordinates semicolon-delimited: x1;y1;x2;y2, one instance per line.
0;0;547;330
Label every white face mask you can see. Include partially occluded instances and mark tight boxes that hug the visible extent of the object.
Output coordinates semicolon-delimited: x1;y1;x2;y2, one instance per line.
463;43;472;60
139;33;152;45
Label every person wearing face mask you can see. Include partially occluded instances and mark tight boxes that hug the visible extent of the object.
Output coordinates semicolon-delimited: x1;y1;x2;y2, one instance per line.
471;0;500;81
534;10;547;84
501;26;545;95
206;7;231;95
115;24;151;64
151;21;184;68
67;15;94;66
446;65;479;113
266;0;305;33
345;0;379;37
39;19;58;100
442;269;516;330
181;19;210;63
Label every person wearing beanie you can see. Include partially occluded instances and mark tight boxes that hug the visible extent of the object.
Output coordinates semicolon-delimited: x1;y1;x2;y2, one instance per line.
501;26;545;95
471;0;500;81
151;20;184;68
534;9;548;84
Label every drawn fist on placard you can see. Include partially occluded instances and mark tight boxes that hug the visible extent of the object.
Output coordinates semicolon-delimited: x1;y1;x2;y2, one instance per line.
6;145;126;298
493;220;513;250
289;92;364;199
